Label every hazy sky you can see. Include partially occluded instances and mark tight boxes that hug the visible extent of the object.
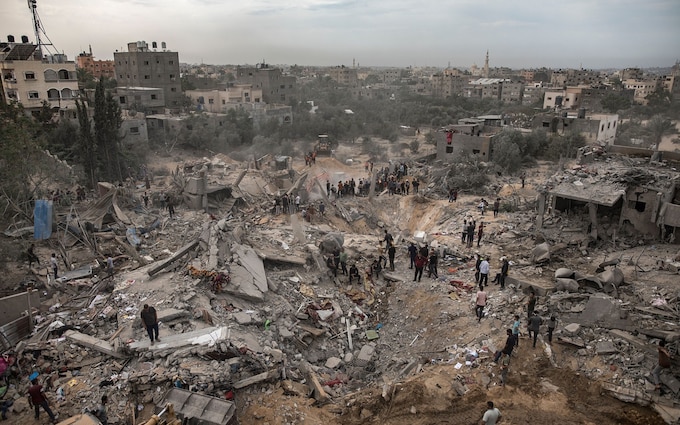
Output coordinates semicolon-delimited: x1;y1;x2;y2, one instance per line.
5;0;680;69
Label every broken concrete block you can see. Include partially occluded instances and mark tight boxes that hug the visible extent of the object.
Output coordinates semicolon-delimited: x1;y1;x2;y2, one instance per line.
356;344;375;366
226;244;269;302
344;353;353;363
233;312;254;325
554;268;575;279
596;341;618;355
325;357;342;369
532;242;550;263
278;326;294;340
319;233;344;254
554;278;579;292
563;323;581;335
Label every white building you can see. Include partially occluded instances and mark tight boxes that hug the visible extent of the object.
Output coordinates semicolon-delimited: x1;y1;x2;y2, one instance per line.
0;37;79;115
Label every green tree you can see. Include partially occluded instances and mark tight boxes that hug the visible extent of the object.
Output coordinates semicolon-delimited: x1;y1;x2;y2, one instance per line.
409;140;420;154
646;114;676;150
75;99;98;188
601;93;632;113
93;78;123;182
491;136;522;173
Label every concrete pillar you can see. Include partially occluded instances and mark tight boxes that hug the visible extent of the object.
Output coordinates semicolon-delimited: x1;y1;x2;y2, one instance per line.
588;202;598;240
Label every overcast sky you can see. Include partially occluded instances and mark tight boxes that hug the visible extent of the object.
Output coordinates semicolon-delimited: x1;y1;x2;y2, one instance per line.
5;0;680;69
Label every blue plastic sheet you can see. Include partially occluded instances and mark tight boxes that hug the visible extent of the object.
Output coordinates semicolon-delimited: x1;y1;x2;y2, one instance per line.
33;200;53;240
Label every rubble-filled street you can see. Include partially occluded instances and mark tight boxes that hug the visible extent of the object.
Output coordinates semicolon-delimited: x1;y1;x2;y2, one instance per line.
1;139;678;425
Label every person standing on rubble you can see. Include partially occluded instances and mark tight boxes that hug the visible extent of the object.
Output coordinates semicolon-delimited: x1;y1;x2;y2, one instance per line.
427;249;438;278
50;253;58;279
652;340;672;393
408;242;417;269
95;395;108;425
499;352;510;387
499;257;509;289
294;194;301;213
348;264;360;284
475;287;487;322
493;198;500;218
477;222;485;247
479;257;490;289
27;378;57;423
547;315;557;343
141;304;160;345
480;401;501;425
339;249;348;275
527;289;537;319
106;255;114;276
512;314;521;347
528;311;543;348
387;242;396;272
142;192;149;208
413;252;427;282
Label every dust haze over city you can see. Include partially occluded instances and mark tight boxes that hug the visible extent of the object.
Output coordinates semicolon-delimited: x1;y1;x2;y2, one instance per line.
4;0;680;68
2;0;680;425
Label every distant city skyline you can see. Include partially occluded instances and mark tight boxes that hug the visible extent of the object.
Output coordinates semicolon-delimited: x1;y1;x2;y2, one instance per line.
5;0;680;69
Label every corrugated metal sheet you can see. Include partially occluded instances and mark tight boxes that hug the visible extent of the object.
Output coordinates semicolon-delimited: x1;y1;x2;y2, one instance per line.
159;388;237;425
0;316;31;352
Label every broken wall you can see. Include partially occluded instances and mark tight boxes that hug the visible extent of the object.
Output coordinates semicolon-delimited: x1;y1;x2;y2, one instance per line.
619;187;663;235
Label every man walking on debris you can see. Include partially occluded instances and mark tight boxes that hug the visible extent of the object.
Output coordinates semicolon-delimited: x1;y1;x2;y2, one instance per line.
477;222;484;247
427;249;438;278
28;378;57;423
481;401;501;425
652;340;672;393
499;352;510;387
348;264;360;284
339;249;348;275
475;287;487;322
141;304;160;345
512;314;521;347
499;257;509;289
494;328;516;362
408;242;418;269
387;242;396;271
528;311;543;348
493;198;500;217
527;289;537;319
413;252;427;282
462;220;468;244
479;257;490;289
547;315;557;343
27;244;39;268
50;253;58;279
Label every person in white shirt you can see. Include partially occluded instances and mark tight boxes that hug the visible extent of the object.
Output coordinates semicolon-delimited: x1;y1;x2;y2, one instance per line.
480;401;501;425
479;257;490;288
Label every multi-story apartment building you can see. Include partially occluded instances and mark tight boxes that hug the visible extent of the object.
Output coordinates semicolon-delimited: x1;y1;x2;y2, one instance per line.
114;41;182;109
522;83;545;106
235;64;296;104
543;87;583;109
185;85;263;113
0;36;78;115
500;81;524;104
325;65;358;86
76;49;115;79
114;87;165;114
429;73;468;98
623;79;658;105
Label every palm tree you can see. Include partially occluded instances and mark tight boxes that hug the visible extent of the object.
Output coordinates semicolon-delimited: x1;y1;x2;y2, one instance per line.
647;114;676;151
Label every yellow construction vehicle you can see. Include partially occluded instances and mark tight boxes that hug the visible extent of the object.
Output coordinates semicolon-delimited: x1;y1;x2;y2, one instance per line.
141;404;181;425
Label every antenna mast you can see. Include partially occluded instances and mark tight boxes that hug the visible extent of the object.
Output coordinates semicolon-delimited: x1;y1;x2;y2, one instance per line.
27;0;58;57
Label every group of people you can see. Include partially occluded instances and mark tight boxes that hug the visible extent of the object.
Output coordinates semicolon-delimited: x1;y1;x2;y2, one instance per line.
462;219;485;248
274;193;301;215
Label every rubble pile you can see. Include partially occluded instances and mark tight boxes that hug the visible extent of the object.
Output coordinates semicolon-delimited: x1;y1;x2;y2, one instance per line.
1;150;678;424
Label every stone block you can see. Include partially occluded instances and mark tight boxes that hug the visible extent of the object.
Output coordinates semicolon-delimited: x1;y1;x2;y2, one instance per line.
233;312;254;325
325;357;342;369
596;341;618;355
563;323;581;335
356;344;375;366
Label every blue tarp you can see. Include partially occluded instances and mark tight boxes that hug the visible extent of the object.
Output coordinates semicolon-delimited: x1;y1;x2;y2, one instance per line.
33;200;53;240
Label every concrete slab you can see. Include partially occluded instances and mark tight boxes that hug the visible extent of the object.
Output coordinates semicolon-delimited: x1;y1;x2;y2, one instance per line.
225;245;268;302
128;326;229;352
596;341;618;355
578;294;618;326
64;330;127;359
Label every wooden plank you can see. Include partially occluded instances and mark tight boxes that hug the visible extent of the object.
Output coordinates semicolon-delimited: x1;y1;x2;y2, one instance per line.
297;324;326;338
147;240;199;276
299;361;328;402
233;369;279;389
